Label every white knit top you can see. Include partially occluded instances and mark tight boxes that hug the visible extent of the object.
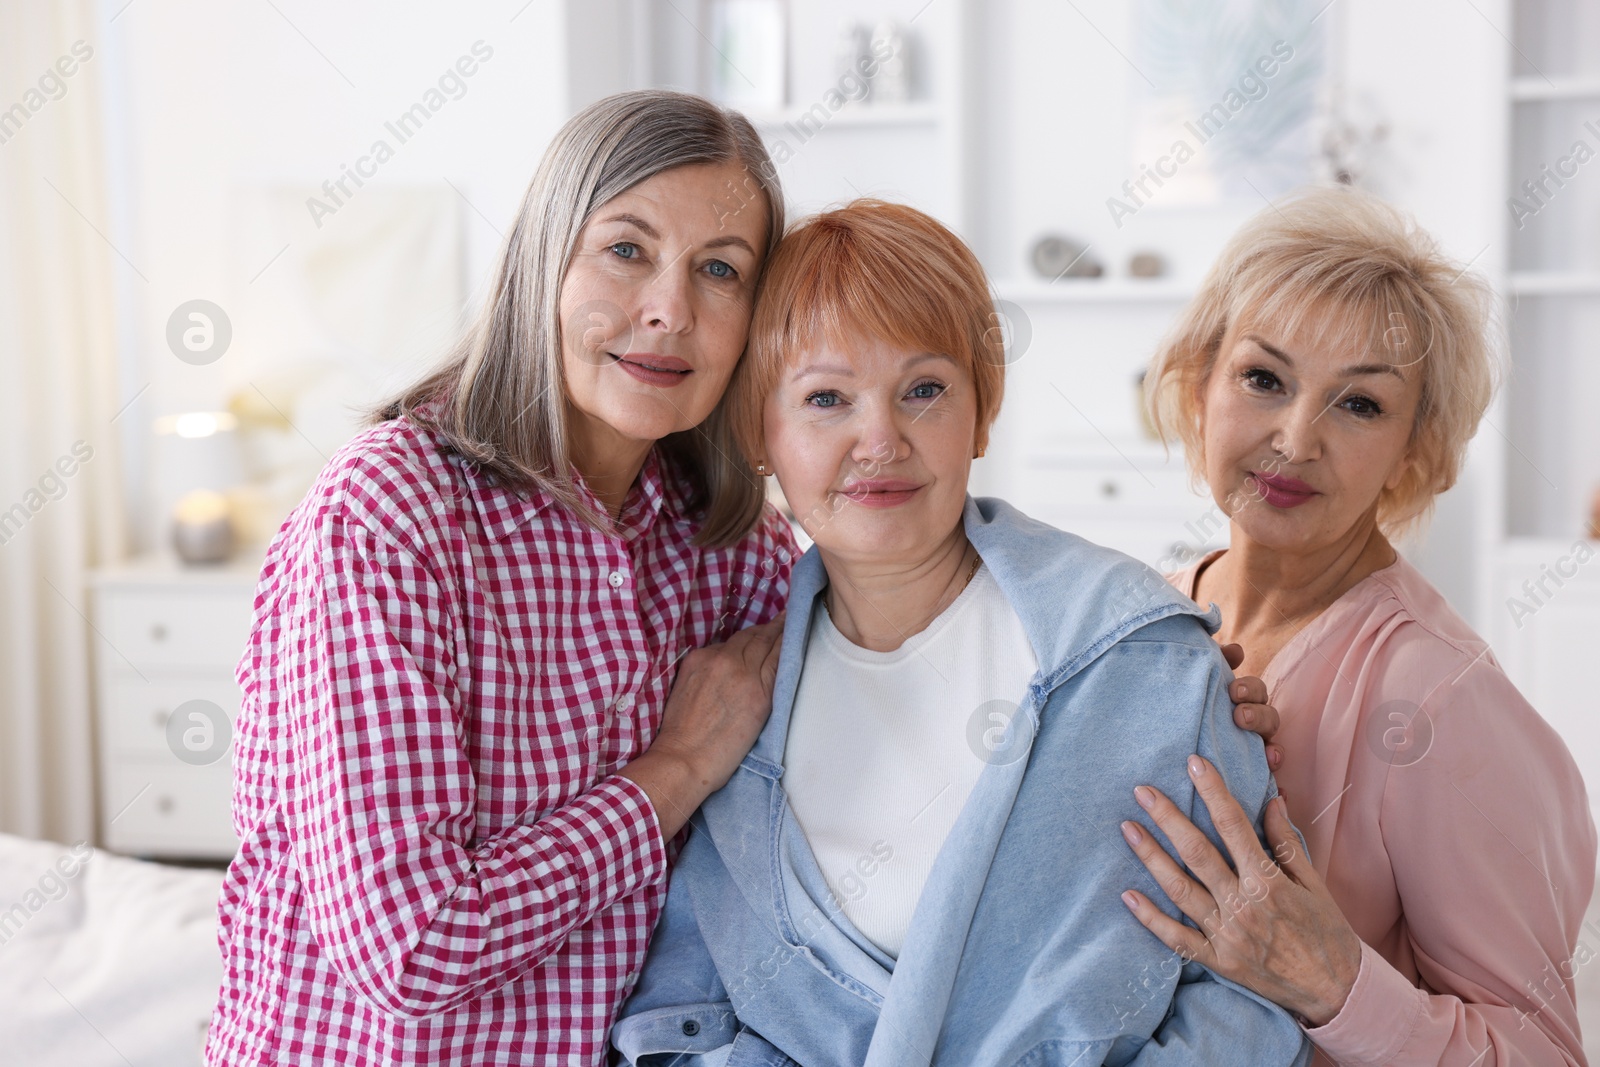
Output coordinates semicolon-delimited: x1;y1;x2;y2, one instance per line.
782;564;1038;958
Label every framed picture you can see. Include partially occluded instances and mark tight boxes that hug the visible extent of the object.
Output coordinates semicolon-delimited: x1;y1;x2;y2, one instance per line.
1123;0;1326;207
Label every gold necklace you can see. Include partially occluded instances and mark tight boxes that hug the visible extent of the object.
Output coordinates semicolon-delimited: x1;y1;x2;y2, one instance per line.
824;549;982;623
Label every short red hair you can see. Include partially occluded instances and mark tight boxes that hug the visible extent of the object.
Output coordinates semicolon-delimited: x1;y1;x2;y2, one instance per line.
726;199;1006;465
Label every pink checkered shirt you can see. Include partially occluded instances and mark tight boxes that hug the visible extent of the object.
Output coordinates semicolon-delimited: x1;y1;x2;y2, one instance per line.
207;413;796;1065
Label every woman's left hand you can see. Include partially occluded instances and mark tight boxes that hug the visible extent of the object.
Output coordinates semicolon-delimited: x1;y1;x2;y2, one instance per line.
1219;643;1283;772
1118;755;1364;1027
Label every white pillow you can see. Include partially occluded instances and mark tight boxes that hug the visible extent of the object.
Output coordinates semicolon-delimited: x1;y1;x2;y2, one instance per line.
0;833;223;1066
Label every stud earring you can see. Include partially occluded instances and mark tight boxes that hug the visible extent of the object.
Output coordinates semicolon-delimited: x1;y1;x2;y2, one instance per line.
756;462;769;475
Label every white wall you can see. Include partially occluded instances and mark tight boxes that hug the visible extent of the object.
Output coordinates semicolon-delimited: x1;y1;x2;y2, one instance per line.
104;0;570;552
1337;0;1509;623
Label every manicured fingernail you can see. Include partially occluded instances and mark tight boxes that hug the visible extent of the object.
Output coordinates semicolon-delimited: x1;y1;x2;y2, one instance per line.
1188;755;1205;779
1122;891;1139;911
1240;708;1254;728
1121;820;1143;846
1134;786;1157;809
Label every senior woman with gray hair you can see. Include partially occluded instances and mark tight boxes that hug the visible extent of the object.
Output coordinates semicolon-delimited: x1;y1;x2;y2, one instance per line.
209;91;797;1065
1120;187;1595;1065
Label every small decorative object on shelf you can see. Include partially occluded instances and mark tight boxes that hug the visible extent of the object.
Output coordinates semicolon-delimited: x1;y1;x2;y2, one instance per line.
171;489;235;564
709;0;786;110
1129;251;1166;278
1316;91;1392;187
834;21;875;103
868;20;912;104
1030;234;1103;280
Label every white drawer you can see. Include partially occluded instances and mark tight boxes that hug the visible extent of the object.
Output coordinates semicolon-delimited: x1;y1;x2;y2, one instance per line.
100;675;239;758
1026;516;1217;571
1018;459;1207;519
100;589;253;674
102;757;238;858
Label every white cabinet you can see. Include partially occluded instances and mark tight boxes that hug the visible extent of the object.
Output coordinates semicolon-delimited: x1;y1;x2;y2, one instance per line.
1486;0;1600;816
981;283;1226;570
1006;444;1226;571
89;554;260;859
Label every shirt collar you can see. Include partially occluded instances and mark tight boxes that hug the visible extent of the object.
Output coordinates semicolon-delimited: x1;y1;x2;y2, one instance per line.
451;444;692;544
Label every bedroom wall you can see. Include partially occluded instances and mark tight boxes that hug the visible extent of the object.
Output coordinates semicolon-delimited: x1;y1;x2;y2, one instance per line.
102;0;570;553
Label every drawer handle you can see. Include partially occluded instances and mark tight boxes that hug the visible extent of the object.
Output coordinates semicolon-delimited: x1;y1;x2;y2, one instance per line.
1100;480;1119;499
152;708;169;729
155;795;175;814
150;624;168;642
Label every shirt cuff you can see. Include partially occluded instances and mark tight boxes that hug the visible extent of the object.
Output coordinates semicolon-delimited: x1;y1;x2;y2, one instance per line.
1304;940;1425;1066
541;774;671;903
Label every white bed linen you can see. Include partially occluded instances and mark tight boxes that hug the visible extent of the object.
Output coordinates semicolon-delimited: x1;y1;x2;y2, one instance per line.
0;833;222;1066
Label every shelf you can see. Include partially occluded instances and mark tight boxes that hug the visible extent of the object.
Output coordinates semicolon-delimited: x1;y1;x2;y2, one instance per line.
744;101;941;130
994;278;1197;304
1497;535;1600;562
1021;437;1190;470
1510;76;1600;101
1507;272;1600;295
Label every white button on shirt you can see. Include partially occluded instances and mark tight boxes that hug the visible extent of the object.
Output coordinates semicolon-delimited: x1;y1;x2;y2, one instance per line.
608;571;625;588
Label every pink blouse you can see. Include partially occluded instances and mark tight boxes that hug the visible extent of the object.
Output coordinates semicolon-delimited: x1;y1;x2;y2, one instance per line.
1170;551;1596;1066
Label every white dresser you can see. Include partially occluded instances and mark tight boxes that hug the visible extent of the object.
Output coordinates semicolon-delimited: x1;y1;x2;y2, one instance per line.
89;552;262;859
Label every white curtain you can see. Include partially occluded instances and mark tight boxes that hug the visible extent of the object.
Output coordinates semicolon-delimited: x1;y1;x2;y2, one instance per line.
0;0;127;841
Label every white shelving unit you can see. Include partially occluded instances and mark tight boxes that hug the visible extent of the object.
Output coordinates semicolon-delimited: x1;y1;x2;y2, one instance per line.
1502;0;1600;541
1507;272;1600;296
1492;0;1600;816
571;0;979;236
561;2;1226;565
742;101;942;129
982;276;1218;568
993;279;1197;305
1508;76;1600;102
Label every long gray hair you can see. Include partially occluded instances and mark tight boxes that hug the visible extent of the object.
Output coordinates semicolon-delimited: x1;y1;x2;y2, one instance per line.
373;90;785;546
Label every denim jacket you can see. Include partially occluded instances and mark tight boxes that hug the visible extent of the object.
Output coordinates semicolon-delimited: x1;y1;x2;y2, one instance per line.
613;497;1311;1067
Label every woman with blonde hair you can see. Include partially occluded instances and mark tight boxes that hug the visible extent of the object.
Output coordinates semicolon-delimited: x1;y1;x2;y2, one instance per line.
1121;186;1596;1065
208;90;798;1065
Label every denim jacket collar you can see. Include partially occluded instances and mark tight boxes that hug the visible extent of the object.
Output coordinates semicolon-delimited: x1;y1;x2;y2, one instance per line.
736;496;1221;1064
749;494;1218;773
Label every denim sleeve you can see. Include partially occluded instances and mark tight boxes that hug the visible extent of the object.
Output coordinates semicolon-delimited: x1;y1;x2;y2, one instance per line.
1105;631;1311;1067
610;865;739;1065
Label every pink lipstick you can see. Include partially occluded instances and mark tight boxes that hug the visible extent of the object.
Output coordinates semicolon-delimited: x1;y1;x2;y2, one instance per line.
1249;470;1318;509
840;479;923;509
611;352;693;388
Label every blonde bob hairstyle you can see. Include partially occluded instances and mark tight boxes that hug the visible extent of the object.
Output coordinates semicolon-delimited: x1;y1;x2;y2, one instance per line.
726;199;1007;467
1145;186;1499;535
374;90;785;547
